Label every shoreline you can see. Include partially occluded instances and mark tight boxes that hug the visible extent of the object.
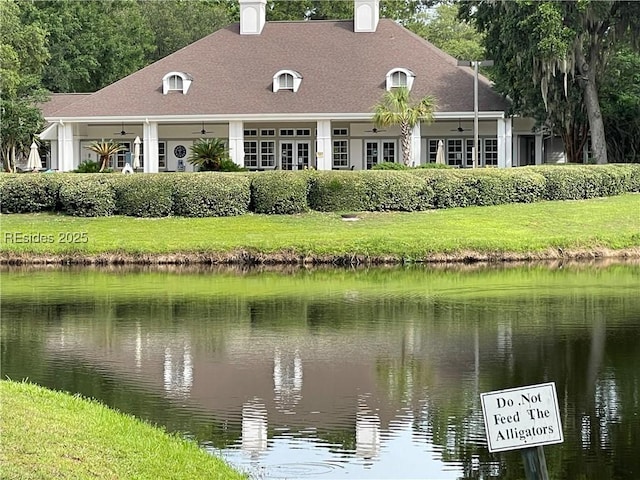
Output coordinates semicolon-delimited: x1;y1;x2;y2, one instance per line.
3;246;640;266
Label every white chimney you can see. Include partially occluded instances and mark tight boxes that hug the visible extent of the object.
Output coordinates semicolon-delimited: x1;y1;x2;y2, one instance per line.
354;0;379;33
240;0;267;35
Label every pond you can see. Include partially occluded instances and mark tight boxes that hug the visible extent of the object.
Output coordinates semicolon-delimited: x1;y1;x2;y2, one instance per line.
1;262;639;479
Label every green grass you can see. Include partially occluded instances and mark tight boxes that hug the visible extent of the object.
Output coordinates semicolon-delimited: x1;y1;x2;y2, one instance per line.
0;380;246;480
1;194;639;259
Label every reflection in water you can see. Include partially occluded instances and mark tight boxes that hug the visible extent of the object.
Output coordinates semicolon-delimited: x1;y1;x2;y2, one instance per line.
2;264;640;479
273;348;303;414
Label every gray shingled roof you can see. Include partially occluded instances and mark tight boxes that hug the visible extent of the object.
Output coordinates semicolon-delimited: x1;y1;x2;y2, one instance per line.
50;19;508;119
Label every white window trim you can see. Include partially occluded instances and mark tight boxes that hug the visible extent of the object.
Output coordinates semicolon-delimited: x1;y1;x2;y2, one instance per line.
385;68;415;91
273;69;303;93
162;71;193;94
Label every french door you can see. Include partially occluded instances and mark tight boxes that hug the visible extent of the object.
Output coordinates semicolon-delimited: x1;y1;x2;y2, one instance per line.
280;141;310;170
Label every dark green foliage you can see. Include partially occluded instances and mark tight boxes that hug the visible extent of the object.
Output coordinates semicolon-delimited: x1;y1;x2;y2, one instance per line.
59;177;116;217
250;171;311;214
531;165;635;200
308;171;433;212
74;160;114;173
114;175;173;217
188;138;232;172
371;162;408;170
0;174;58;213
172;174;251;217
308;172;370;212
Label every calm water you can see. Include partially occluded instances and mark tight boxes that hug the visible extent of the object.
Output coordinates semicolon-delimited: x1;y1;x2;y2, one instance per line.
2;263;639;479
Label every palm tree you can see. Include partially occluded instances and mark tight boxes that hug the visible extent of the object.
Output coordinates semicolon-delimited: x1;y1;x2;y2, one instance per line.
188;138;231;171
86;139;125;172
372;87;436;166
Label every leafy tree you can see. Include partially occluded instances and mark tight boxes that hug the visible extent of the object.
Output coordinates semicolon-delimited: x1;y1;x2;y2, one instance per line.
86;139;125;172
405;2;485;61
265;0;433;22
0;0;49;172
139;0;235;62
188;138;235;171
462;0;640;164
23;0;155;92
372;87;436;166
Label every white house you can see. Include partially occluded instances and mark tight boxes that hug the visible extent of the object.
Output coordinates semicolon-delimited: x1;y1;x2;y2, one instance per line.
39;0;557;172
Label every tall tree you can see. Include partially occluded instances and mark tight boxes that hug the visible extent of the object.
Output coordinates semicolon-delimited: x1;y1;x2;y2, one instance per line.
23;0;155;93
0;0;49;172
405;2;485;61
462;1;640;164
372;87;436;166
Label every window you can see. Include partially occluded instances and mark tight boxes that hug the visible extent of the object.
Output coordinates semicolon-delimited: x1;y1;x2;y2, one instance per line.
333;128;348;136
245;141;258;168
296;129;310;136
465;139;475;168
333;140;349;168
162;71;192;94
273;70;302;92
382;141;396;163
280;129;295;137
115;142;131;169
447;139;463;167
158;142;166;169
385;68;415;91
484;138;498;166
427;139;439;163
260;141;275;168
260;129;275;136
365;140;396;169
244;129;257;137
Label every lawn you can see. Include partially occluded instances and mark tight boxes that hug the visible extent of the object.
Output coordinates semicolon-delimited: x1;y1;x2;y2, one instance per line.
1;194;639;262
0;381;246;480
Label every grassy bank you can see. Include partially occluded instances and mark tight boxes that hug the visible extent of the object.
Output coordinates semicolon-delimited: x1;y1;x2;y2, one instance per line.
1;194;639;263
0;380;246;480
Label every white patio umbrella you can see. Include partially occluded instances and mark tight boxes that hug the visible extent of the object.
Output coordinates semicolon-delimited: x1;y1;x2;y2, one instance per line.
132;136;141;170
27;141;41;171
435;139;445;165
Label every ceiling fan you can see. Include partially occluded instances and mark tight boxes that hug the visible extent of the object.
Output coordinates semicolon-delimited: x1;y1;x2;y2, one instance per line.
114;123;134;136
450;119;467;133
364;127;386;134
192;122;215;135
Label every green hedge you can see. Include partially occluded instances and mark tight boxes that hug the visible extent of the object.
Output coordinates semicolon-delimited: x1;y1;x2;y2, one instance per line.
0;174;60;213
2;164;639;218
250;171;310;214
308;171;433;212
173;173;250;217
114;175;173;217
59;176;116;217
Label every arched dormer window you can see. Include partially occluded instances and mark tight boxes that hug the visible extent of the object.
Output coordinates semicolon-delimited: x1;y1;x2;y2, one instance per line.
273;70;302;93
386;68;415;91
162;72;193;95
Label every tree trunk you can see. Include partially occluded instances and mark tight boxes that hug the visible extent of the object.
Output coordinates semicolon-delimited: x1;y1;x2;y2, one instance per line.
577;45;608;164
401;122;412;166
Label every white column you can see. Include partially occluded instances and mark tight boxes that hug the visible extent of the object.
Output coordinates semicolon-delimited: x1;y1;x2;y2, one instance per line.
58;122;74;172
143;121;159;173
409;123;421;166
228;121;245;167
504;117;513;167
316;120;332;171
497;118;507;169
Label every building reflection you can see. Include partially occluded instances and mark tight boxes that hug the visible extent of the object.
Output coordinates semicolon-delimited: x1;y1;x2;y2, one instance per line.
242;399;268;459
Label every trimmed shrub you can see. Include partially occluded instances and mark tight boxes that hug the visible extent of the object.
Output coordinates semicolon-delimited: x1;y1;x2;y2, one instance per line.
308;171;370;212
309;171;433;212
1;174;60;213
250;171;310;214
371;162;408;170
59;177;116;216
415;162;452;169
410;169;474;208
173;173;250;217
114;175;173;217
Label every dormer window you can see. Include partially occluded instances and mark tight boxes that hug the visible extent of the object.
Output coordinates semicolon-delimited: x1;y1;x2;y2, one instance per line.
162;71;192;94
273;70;302;93
386;68;415;91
